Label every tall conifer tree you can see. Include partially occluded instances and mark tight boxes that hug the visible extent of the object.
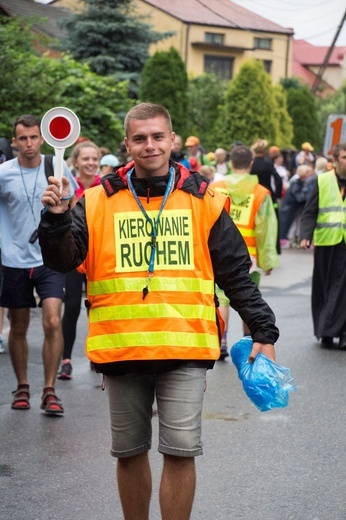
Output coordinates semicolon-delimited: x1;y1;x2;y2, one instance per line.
286;86;320;150
272;84;294;149
139;47;188;136
60;0;172;96
213;59;278;148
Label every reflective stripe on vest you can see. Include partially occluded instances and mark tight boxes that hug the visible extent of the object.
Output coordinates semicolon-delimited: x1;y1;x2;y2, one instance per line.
313;172;346;246
90;302;216;323
88;276;214;296
83;184;229;364
87;332;220;359
239;228;256;256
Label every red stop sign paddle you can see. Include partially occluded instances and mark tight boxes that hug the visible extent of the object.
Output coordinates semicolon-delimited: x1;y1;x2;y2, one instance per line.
41;107;80;185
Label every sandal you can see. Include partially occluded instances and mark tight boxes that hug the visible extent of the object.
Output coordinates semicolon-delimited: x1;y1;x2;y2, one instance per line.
40;387;64;415
11;385;30;410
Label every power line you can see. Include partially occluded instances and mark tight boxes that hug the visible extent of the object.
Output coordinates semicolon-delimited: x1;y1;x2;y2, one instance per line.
231;0;346;43
311;9;346;93
302;26;343;42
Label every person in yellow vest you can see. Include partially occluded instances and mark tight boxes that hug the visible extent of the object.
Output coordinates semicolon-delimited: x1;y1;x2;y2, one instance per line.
300;142;346;349
38;103;279;520
212;145;278;358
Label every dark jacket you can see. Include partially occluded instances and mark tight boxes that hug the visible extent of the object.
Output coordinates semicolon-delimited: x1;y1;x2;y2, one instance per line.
279;177;311;239
251;156;283;202
39;162;279;374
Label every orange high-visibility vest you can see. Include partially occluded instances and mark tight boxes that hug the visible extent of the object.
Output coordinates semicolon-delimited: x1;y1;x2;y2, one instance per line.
82;183;229;364
213;176;269;261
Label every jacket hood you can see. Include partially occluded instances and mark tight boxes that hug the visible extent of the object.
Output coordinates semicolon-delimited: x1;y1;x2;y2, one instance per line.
223;174;259;205
101;160;209;199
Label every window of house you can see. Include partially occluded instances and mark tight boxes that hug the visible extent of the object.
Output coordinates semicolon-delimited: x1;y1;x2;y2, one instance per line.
254;37;272;50
262;60;272;73
204;55;234;80
205;32;224;45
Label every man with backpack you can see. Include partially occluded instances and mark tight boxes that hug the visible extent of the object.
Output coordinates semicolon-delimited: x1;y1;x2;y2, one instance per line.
0;114;77;415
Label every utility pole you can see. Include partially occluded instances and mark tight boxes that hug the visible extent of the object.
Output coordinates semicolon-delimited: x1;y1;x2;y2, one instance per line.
311;9;346;94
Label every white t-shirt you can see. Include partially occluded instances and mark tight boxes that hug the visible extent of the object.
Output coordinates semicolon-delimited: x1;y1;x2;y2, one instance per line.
212;172;226;183
0;155;78;268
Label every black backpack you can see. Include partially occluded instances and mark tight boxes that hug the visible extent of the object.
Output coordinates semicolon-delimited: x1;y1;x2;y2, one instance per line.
0;137;13;163
44;154;54;181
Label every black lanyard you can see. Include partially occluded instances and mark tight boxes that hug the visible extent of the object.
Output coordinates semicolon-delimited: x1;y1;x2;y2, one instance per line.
126;166;175;299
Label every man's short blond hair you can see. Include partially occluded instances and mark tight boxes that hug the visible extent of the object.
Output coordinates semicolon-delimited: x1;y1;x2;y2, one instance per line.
124;103;172;136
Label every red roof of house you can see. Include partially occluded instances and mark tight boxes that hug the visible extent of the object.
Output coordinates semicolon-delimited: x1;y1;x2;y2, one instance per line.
292;40;346;93
141;0;293;35
293;40;346;66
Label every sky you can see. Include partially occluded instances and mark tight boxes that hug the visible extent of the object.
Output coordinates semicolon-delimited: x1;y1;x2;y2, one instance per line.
232;0;346;47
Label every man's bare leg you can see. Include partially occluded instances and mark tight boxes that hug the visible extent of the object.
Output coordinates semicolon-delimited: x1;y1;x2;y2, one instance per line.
219;306;229;331
8;308;30;385
41;297;63;387
160;455;196;520
117;452;152;520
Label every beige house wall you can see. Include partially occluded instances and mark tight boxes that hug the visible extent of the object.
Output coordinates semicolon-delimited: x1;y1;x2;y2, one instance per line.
309;65;344;90
53;0;292;83
135;0;292;83
53;0;82;10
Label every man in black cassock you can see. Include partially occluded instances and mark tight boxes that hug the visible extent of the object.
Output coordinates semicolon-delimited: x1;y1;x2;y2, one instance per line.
300;142;346;349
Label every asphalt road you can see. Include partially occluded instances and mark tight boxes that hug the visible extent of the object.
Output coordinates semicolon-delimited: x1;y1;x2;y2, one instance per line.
1;247;345;520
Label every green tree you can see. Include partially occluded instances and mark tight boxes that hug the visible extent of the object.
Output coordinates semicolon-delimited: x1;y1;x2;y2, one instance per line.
186;74;227;151
272;84;294;149
43;56;132;152
0;18;39;123
60;0;173;97
280;77;304;91
213;60;278;149
0;18;132;151
139;47;188;136
286;85;321;150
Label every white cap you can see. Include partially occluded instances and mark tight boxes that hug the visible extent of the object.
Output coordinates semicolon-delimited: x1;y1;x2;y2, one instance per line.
100;154;119;167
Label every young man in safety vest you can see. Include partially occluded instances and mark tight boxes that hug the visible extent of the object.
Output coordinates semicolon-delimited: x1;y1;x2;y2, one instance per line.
38;103;279;520
212;145;278;358
300;142;346;349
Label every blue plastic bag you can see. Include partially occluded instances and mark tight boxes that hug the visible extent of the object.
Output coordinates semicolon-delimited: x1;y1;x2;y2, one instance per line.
230;337;296;412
